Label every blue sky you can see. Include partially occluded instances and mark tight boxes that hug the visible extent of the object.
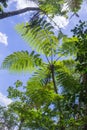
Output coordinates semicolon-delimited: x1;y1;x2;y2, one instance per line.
0;0;87;106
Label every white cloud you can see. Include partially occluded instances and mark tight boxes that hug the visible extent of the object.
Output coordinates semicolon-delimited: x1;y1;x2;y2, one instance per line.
53;16;69;28
16;0;37;9
0;32;8;46
8;0;38;17
9;0;38;10
0;92;12;106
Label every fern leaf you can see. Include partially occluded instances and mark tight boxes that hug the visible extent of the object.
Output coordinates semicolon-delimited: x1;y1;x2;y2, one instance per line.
15;17;59;56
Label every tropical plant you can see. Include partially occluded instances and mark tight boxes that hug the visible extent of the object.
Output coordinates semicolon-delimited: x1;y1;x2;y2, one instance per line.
1;0;87;129
2;16;79;93
1;13;82;129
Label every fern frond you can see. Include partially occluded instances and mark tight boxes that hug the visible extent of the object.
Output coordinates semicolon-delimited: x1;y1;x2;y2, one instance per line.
16;16;59;56
2;51;42;72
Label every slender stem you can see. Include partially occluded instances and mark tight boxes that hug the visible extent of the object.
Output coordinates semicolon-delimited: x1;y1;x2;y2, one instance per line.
50;64;58;94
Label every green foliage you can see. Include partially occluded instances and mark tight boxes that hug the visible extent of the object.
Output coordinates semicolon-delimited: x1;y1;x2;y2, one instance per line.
38;0;83;16
55;61;80;92
39;0;66;16
59;36;78;56
6;81;63;129
3;18;87;130
72;20;87;73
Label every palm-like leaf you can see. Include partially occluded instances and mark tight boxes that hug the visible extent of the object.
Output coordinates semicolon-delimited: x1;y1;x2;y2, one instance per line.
2;51;42;72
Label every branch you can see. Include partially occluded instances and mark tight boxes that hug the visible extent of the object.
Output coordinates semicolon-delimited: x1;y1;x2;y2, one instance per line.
0;7;41;19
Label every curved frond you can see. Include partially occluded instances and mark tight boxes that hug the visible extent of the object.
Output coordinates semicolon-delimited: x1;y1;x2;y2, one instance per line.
15;16;59;56
2;51;42;72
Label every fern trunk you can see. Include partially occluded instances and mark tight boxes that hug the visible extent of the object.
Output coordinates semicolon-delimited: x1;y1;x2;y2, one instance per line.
51;64;58;94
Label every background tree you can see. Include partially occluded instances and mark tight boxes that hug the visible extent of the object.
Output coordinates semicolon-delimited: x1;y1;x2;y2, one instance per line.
71;20;87;130
0;105;18;130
